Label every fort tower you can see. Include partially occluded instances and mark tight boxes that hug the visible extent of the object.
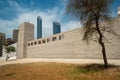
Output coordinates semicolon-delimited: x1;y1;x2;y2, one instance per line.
17;22;34;59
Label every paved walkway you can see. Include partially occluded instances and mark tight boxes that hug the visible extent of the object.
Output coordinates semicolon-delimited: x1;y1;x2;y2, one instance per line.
0;57;120;66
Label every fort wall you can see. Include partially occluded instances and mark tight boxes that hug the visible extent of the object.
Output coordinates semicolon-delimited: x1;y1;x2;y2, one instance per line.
26;17;120;59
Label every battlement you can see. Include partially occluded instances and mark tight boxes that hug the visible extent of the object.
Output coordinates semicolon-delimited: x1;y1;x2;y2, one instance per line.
27;34;64;47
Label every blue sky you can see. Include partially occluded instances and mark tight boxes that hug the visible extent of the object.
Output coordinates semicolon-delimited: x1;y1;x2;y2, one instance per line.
0;0;64;20
0;0;120;38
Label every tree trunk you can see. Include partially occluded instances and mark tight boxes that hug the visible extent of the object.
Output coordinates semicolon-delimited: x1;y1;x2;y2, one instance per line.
6;54;9;61
96;19;108;68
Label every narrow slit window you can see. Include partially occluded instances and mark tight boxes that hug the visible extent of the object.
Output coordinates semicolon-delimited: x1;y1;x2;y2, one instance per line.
59;35;64;40
31;42;33;46
34;41;37;45
47;38;51;42
38;41;41;44
42;39;46;43
28;43;30;46
52;37;57;41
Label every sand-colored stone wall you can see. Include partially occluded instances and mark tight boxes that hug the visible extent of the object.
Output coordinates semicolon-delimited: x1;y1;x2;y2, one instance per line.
26;18;120;59
27;25;120;59
17;22;34;59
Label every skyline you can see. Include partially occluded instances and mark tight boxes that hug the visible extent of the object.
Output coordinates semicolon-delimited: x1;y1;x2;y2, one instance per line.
0;0;120;38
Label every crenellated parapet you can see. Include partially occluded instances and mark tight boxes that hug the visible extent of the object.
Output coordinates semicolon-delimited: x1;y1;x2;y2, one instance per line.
27;34;64;47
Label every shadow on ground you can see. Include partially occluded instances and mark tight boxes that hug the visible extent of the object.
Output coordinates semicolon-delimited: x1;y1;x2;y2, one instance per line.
68;64;120;74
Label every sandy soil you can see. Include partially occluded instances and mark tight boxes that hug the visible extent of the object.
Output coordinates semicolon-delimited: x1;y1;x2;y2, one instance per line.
0;57;120;66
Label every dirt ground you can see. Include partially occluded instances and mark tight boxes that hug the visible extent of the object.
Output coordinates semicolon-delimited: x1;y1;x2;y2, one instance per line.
0;62;120;80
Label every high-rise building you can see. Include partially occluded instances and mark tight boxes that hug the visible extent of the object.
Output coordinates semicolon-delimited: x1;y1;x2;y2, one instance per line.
0;32;5;57
13;29;19;42
5;38;15;46
37;16;42;39
53;21;61;34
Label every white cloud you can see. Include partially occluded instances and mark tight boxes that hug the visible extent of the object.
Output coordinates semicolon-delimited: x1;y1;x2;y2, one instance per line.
8;0;23;11
0;7;82;39
0;19;18;38
61;20;81;32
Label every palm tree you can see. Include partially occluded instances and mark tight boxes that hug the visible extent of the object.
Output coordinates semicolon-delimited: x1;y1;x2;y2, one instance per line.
66;0;113;68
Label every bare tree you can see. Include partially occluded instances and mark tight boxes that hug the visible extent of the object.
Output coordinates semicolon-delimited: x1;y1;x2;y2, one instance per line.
66;0;113;68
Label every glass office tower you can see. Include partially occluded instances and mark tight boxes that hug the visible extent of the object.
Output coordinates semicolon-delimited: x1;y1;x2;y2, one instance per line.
53;21;61;34
37;16;42;39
